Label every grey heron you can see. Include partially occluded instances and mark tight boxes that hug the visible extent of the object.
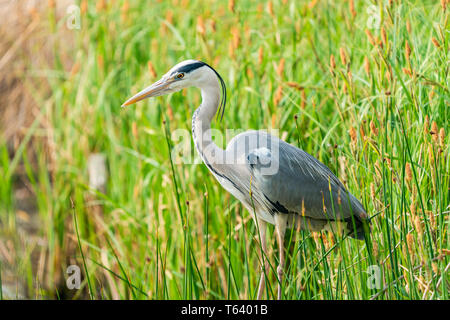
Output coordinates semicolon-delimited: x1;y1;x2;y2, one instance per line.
122;60;369;300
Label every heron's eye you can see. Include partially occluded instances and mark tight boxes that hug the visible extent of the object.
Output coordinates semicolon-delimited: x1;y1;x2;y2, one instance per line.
177;73;184;79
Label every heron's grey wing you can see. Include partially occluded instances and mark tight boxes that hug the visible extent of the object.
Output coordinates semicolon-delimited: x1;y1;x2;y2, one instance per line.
247;138;367;222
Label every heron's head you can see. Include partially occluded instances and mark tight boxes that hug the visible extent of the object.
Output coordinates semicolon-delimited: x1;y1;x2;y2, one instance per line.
121;60;226;110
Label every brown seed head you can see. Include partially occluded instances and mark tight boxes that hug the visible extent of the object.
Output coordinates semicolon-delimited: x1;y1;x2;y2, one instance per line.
370;183;375;200
267;1;274;17
405;40;411;61
301;89;306;109
308;0;318;9
402;68;412;77
365;29;376;46
410;202;416;217
295;20;301;34
97;55;104;70
424;115;429;135
258;46;264;65
349;0;356;18
231;27;240;49
167;104;174;121
414;215;423;237
166;10;174;24
132;121;138;139
441;0;447;11
359;123;365;140
70;62;80;76
372;241;379;259
428;90;436;102
347;71;353;84
96;0;106;12
121;0;130;20
411;187;417;204
339;47;348;66
322;233;328;247
381;27;387;46
273;86;283;106
432;262;438;274
374;160;382;180
431;121;438;142
213;56;221;67
277;58;285;78
312;232;320;244
210;20;216;33
196;16;206;35
228;0;235;13
439;127;445;147
147;61;157;78
246;67;253;79
364;57;370;76
81;0;88;14
286;82;304;90
406;233;415;256
386;65;393;81
406;21;411;34
431;37;440;48
339;156;348;184
428;210;436;229
330;54;336;72
228;43;235;58
257;3;263;15
122;1;130;12
244;23;251;40
349;127;357;144
375;36;383;49
405;163;412;181
370;120;378;136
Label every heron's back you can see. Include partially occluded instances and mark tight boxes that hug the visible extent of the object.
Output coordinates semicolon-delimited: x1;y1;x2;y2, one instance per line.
221;130;369;239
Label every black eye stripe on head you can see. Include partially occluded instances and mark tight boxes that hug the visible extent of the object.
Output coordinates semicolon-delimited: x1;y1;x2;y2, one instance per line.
171;60;227;121
173;61;206;74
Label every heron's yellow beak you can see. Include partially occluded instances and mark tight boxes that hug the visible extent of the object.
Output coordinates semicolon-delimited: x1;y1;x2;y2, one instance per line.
121;78;174;107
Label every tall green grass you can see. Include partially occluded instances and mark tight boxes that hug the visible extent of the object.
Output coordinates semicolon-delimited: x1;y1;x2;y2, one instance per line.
0;0;448;299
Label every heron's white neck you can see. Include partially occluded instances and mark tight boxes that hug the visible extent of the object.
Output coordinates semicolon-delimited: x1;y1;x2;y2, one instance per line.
192;76;225;170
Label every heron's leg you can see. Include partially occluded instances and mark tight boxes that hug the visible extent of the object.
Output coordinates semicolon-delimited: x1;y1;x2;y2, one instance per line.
255;218;268;300
274;214;288;300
